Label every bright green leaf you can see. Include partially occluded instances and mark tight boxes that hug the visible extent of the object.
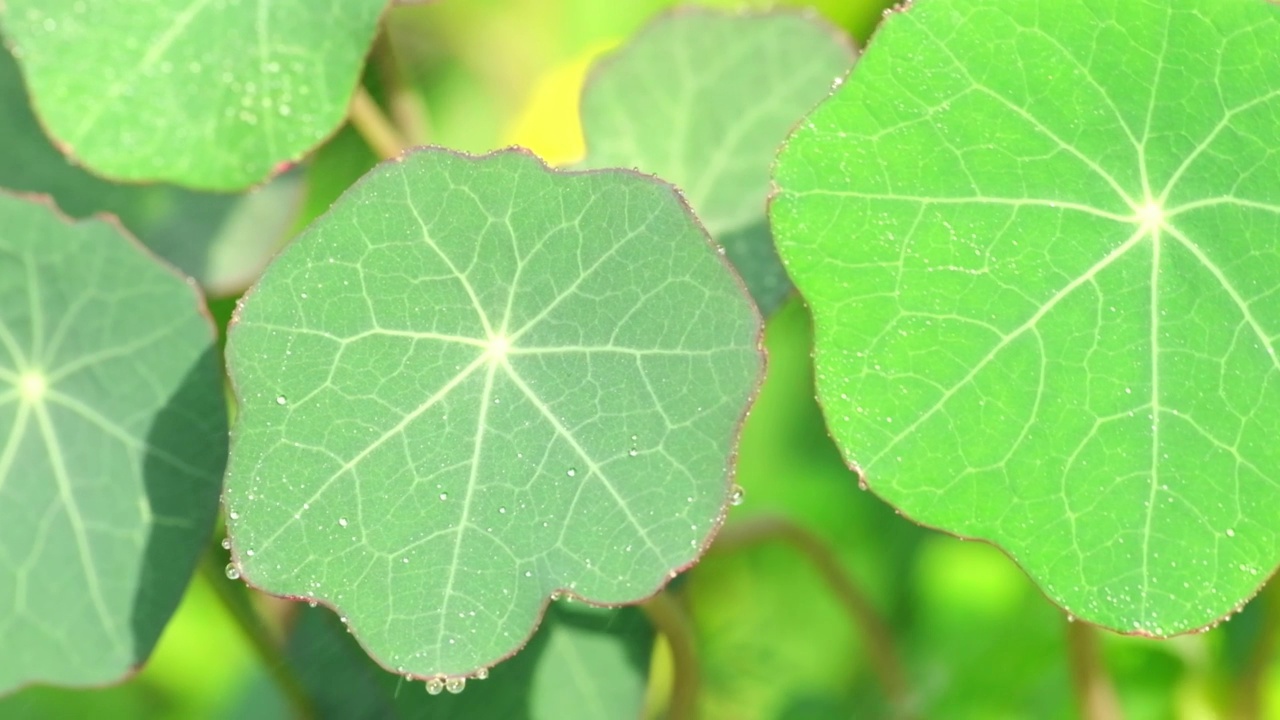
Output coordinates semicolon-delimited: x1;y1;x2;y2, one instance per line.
0;194;226;693
0;1;386;189
772;0;1280;635
578;9;854;316
223;147;762;677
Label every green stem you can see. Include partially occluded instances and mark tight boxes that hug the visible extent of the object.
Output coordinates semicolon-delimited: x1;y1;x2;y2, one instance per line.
372;30;432;145
641;592;700;720
202;546;318;720
349;86;409;160
1235;580;1280;720
709;515;914;717
1064;617;1123;720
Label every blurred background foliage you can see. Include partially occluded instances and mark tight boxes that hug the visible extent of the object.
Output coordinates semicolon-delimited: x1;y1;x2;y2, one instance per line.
2;0;1277;718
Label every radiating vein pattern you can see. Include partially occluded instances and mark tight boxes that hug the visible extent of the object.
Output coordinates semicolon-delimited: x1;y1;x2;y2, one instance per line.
224;148;762;677
772;0;1280;635
0;196;225;692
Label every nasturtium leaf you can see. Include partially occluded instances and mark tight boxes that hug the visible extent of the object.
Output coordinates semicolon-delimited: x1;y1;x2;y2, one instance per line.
578;9;854;316
0;1;387;189
0;194;226;693
224;147;762;678
285;601;652;719
0;45;303;296
771;0;1280;635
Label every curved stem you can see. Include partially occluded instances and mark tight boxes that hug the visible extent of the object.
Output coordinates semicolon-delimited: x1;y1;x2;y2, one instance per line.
349;86;409;160
373;30;431;145
1235;580;1280;720
1065;618;1122;720
203;547;318;720
641;592;699;720
709;515;913;717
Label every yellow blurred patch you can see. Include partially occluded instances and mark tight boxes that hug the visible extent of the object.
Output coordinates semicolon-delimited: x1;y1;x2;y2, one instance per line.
504;42;617;166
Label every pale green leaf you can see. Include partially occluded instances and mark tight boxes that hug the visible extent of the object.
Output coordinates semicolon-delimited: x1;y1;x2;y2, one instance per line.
0;1;386;189
223;147;762;677
0;194;226;692
578;9;854;315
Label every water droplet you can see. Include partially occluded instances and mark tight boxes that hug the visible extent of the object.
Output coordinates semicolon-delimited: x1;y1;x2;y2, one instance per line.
425;677;445;695
628;448;638;457
338;517;348;527
566;468;577;477
728;484;745;506
228;510;240;520
246;549;255;557
439;492;448;501
275;395;287;405
524;570;532;578
499;506;507;514
221;537;232;550
225;563;241;580
474;667;489;680
308;601;318;607
1227;528;1236;538
550;591;562;601
446;677;466;694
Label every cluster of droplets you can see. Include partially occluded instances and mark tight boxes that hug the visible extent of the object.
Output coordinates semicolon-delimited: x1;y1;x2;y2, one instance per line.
424;666;489;696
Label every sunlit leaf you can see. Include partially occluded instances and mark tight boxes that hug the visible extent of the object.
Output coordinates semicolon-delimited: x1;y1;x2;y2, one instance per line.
223;147;763;678
772;0;1280;634
0;194;226;692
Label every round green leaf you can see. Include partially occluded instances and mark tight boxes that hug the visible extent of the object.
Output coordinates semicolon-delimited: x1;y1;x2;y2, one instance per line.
579;9;854;316
0;1;387;189
224;147;762;677
772;0;1280;635
0;194;226;692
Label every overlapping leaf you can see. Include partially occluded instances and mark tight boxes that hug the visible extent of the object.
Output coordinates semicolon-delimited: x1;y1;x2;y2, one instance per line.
0;195;226;693
223;148;762;678
0;46;302;297
0;1;387;189
772;0;1280;634
578;9;854;316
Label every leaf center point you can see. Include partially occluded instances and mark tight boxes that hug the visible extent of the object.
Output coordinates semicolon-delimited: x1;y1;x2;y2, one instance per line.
485;334;511;361
1135;199;1164;232
18;371;47;403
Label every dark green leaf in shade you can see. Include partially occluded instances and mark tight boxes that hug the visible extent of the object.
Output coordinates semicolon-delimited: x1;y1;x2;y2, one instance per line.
578;9;855;316
286;601;652;719
0;1;387;189
223;147;763;678
771;0;1280;635
0;194;227;693
0;45;303;297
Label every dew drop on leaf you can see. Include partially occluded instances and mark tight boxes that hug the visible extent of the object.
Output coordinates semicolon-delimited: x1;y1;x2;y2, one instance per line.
425;677;445;695
338;517;348;527
224;563;240;580
566;468;577;477
445;677;466;694
220;537;231;550
275;395;287;405
729;484;745;506
474;667;489;680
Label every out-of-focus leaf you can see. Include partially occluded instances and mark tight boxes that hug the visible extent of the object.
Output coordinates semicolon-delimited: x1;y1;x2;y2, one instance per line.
579;9;854;315
223;147;763;678
0;194;226;693
0;0;387;189
0;45;302;297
